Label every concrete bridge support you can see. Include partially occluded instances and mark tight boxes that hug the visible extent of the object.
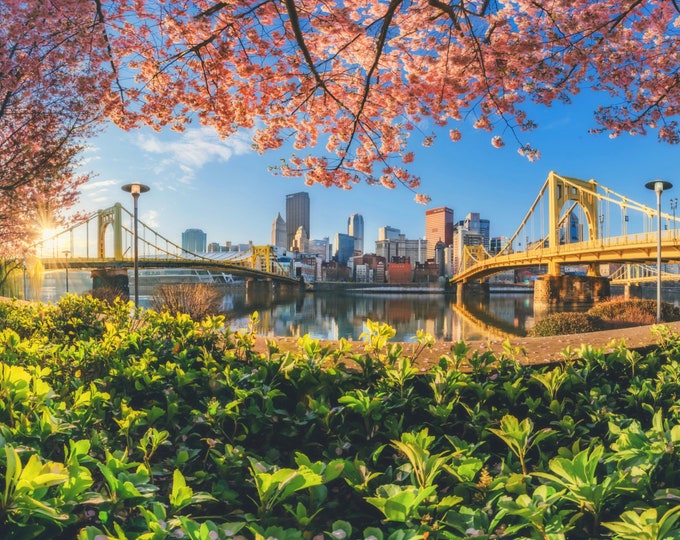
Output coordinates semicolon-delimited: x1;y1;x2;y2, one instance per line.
534;275;610;307
624;283;643;300
246;278;273;306
91;268;129;298
273;278;305;301
456;281;490;304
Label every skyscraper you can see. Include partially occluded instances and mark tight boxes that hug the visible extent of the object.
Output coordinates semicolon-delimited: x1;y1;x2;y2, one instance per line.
347;213;364;254
425;207;453;260
378;226;401;241
181;228;207;253
271;212;287;248
333;233;355;265
286;192;310;250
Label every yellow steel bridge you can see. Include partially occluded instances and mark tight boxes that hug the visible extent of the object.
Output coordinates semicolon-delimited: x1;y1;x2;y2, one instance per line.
33;203;300;285
453;171;680;286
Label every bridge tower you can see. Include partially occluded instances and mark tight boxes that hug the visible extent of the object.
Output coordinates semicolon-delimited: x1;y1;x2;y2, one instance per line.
535;172;610;306
97;203;124;260
547;172;599;276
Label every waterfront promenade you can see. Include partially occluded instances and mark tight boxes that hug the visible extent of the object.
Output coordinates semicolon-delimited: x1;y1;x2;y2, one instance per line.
255;320;679;370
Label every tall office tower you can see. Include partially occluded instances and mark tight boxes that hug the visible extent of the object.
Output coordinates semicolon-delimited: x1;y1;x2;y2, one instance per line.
347;213;364;254
182;228;207;253
425;206;453;260
271;212;287;248
286;192;310;250
333;233;355;265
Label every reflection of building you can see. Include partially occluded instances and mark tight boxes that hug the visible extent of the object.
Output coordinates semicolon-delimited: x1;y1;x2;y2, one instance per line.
271;212;287;248
286;192;310;250
348;213;364;254
425;207;453;260
182;229;207;253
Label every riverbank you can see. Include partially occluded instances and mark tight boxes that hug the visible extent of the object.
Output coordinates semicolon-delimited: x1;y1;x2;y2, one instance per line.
254;320;677;370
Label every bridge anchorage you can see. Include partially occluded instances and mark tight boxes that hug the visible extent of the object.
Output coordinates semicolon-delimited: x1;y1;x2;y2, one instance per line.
452;171;680;307
32;202;304;301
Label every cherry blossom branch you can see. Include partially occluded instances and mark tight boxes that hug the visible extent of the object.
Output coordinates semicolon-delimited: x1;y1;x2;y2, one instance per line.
93;0;126;106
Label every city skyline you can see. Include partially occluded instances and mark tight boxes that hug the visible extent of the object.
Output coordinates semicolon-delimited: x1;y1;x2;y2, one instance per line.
79;91;680;251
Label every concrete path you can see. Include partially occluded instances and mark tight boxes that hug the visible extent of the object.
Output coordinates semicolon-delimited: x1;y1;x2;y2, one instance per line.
254;321;680;370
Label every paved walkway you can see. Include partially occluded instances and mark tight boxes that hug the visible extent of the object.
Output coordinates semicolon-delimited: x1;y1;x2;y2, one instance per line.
255;321;680;370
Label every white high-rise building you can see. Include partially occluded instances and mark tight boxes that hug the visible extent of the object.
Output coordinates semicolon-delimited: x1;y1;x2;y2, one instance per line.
271;212;287;248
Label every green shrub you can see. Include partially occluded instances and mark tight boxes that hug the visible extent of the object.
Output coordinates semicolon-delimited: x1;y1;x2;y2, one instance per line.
528;311;605;336
152;282;223;320
588;297;680;323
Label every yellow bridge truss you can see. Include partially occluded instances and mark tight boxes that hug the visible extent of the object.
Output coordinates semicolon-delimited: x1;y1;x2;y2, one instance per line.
454;171;680;284
35;204;291;279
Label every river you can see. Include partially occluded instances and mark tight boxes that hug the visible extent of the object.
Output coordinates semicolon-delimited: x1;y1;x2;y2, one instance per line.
31;270;680;342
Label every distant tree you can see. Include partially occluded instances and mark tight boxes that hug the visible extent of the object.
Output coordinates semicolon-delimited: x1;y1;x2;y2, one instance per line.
5;1;680;206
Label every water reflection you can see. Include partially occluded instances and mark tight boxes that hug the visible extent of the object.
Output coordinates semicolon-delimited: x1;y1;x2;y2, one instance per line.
226;291;538;342
33;271;680;342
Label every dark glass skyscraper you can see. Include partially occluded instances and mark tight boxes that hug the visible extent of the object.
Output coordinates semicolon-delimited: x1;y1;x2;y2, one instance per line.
286;192;310;250
347;213;364;253
181;228;207;253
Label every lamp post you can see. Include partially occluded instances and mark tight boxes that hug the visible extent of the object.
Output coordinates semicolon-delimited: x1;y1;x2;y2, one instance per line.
62;250;70;294
121;183;150;307
645;180;673;323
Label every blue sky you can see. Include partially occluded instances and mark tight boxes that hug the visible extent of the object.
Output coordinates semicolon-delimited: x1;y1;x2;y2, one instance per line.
77;90;680;252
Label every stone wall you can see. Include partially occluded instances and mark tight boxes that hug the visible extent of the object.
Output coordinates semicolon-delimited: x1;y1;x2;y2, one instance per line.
534;275;610;306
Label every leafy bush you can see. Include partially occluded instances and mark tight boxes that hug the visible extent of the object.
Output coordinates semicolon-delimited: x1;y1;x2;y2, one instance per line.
5;296;680;538
528;311;605;336
152;282;223;320
589;296;680;324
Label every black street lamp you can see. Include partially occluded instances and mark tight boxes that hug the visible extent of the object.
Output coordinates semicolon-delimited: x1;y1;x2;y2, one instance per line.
121;183;150;307
645;180;673;323
63;250;70;294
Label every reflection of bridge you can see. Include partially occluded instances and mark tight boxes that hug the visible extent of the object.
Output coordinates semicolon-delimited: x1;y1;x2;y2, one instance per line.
452;172;680;304
34;203;302;288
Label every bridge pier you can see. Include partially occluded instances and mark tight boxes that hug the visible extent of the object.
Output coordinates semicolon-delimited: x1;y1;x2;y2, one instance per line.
456;281;490;304
91;268;129;298
273;278;305;301
246;278;274;306
624;283;643;300
534;275;610;307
